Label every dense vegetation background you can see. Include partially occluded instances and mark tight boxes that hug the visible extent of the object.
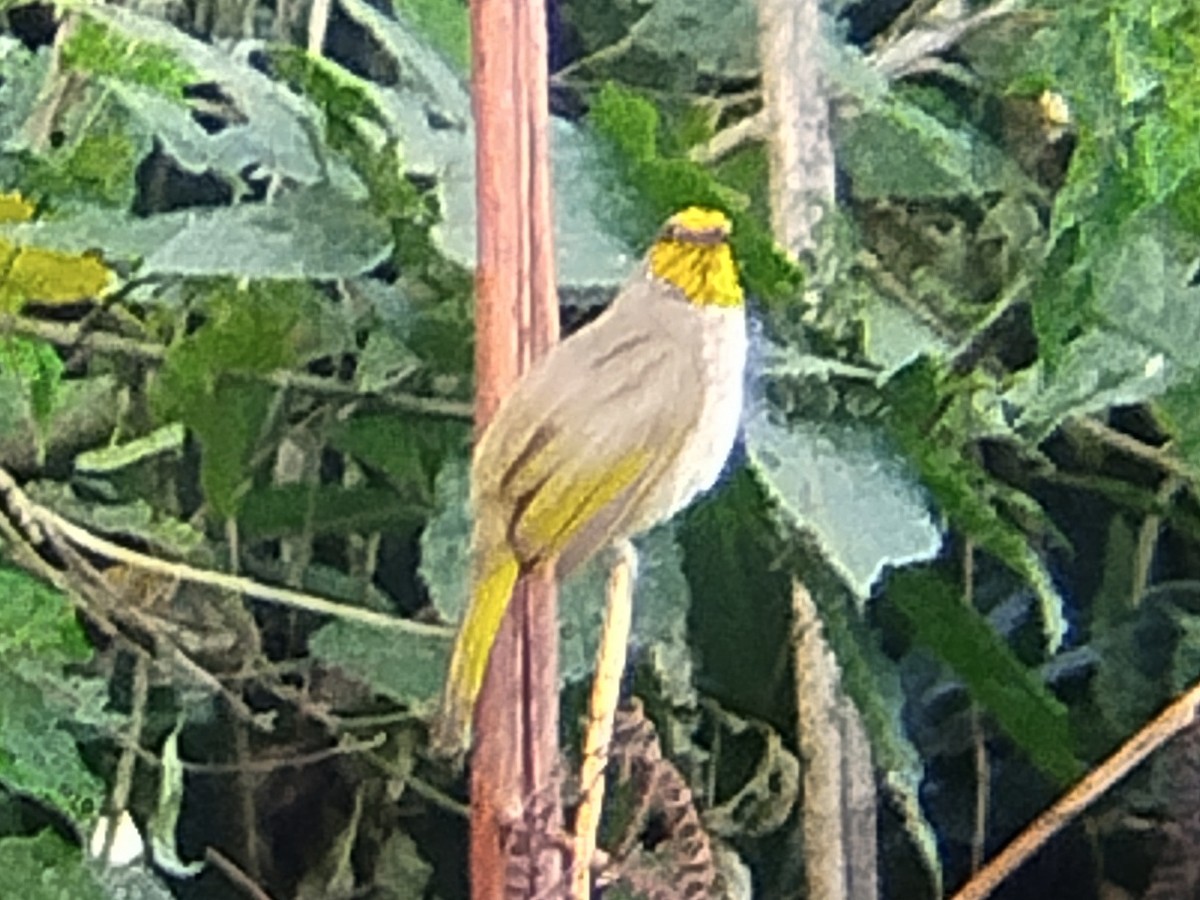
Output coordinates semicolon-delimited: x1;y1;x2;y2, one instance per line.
1;0;1199;897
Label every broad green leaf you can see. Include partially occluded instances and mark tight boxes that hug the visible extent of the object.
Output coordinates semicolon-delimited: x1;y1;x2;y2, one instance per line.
237;485;427;537
745;399;942;599
627;0;759;82
680;468;795;725
0;566;90;663
860;293;946;373
838;95;1025;200
588;83;802;303
16;125;145;210
418;456;470;625
80;4;323;183
372;832;434;899
1156;371;1200;472
562;0;758;89
1008;329;1172;441
0;37;49;142
0;569;104;823
0;831;107;900
393;0;469;71
62;16;195;97
0;338;63;450
309;620;451;710
1020;214;1200;438
140;185;391;278
300;0;638;291
0;184;391;279
329;413;468;503
0;668;104;823
888;568;1081;784
153;281;350;517
886;358;1067;651
429;116;642;291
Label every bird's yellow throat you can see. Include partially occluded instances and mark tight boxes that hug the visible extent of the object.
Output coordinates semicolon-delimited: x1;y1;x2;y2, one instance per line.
648;207;744;308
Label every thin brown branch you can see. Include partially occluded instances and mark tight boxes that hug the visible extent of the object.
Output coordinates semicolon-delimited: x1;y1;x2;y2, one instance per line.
572;540;636;898
94;653;149;865
3;478;450;638
1070;418;1194;481
869;0;1022;81
792;579;848;899
951;674;1200;900
205;846;277;900
689;111;769;165
0;314;473;420
964;541;989;875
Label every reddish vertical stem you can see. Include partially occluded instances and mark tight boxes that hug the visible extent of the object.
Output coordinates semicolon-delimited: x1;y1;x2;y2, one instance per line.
470;0;560;897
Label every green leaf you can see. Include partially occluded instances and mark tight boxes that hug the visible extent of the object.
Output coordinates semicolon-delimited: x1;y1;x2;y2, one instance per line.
393;0;469;71
745;400;942;598
153;281;349;517
18;127;144;210
144;185;392;279
0;567;91;664
74;422;186;474
372;832;434;899
0;37;50;140
679;469;795;726
1156;370;1200;471
1020;214;1200;438
1009;329;1171;441
626;0;758;82
82;4;323;183
588;83;803;304
418;456;471;627
0;668;104;823
0;831;107;900
886;358;1067;651
237;485;427;537
273;17;636;292
62;16;195;97
0;570;104;823
309;620;451;710
838;96;1026;200
0;338;63;455
1093;217;1200;364
329;413;468;503
0;184;392;280
887;568;1081;784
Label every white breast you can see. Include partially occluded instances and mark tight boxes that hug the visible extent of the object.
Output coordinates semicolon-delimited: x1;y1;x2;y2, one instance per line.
660;303;747;518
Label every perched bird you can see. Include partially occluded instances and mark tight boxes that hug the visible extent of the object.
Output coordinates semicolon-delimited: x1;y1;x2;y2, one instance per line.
434;206;747;752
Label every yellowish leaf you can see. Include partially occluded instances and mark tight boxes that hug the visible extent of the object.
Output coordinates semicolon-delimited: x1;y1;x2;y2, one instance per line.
3;245;112;309
0;193;36;223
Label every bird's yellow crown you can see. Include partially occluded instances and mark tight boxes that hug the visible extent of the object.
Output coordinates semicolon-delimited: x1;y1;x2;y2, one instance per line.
648;206;744;308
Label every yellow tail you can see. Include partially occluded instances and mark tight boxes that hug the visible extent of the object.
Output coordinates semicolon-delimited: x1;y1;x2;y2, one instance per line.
432;549;520;754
